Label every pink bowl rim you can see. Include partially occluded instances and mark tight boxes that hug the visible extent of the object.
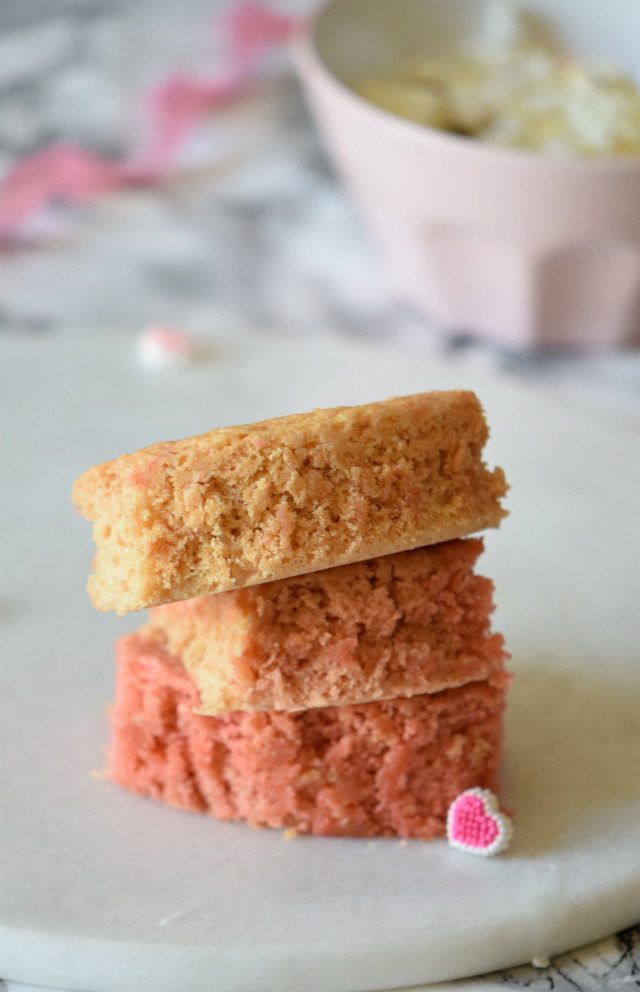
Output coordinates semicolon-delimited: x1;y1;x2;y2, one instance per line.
291;0;640;175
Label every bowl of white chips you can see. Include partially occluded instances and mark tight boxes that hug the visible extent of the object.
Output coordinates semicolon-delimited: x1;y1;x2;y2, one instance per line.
294;0;640;348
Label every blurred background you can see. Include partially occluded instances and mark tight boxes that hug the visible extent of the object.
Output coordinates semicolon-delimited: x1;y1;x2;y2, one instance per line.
0;0;638;416
0;0;388;338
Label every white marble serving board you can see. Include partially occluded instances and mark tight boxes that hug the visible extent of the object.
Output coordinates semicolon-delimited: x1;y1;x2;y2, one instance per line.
1;330;639;992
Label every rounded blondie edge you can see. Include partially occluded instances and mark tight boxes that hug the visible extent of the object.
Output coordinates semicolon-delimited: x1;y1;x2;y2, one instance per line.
70;391;488;517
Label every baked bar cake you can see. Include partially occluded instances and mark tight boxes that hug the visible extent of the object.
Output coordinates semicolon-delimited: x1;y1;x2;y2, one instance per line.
147;538;506;714
108;631;509;839
72;392;507;614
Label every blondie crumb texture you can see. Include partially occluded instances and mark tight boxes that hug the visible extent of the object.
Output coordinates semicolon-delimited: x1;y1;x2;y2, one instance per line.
148;539;507;713
72;392;507;614
107;632;508;838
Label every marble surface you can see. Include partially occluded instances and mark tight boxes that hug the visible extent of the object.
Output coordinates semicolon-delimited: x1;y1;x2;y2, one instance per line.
0;2;638;990
2;929;639;991
2;330;639;992
2;934;639;992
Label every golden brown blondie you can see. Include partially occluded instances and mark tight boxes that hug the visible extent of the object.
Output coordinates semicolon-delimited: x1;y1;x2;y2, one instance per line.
72;392;507;613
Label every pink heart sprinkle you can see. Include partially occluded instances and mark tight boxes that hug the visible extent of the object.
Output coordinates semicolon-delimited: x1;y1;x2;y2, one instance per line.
446;788;512;857
136;325;197;369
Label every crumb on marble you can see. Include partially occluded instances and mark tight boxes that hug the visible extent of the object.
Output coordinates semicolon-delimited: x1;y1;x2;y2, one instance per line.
531;956;551;969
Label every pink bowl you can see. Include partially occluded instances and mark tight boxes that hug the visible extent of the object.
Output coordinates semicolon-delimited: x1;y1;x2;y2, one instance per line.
293;0;640;349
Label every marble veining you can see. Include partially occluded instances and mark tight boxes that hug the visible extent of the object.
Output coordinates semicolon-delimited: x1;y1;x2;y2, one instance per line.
494;927;640;991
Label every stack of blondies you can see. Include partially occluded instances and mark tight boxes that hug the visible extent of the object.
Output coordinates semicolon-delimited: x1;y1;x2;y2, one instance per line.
73;392;509;839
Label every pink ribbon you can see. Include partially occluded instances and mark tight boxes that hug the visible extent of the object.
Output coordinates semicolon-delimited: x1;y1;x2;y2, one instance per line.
0;3;299;242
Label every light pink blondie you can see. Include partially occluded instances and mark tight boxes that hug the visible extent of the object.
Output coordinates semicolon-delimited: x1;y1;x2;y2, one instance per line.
147;538;506;714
